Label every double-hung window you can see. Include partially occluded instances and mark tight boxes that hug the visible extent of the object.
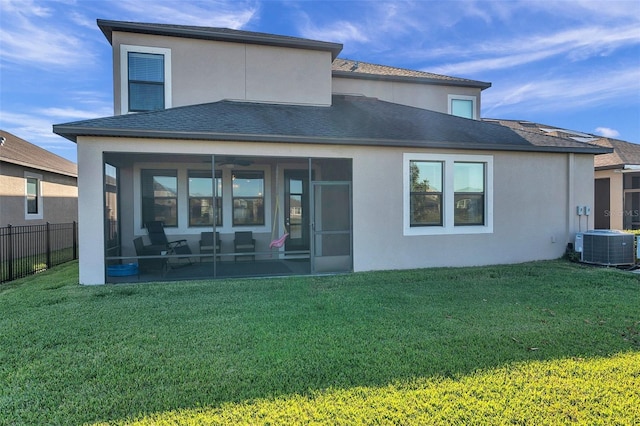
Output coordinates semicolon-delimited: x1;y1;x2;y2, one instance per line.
188;170;222;227
454;162;485;226
25;172;43;219
141;169;178;227
409;161;443;226
121;45;171;114
232;171;264;226
404;154;492;235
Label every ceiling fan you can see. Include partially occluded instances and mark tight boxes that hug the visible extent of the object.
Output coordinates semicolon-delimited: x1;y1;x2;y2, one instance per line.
215;156;253;167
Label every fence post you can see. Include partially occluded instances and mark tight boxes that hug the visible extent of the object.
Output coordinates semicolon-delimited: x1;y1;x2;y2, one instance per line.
46;222;52;269
73;221;78;260
7;224;14;282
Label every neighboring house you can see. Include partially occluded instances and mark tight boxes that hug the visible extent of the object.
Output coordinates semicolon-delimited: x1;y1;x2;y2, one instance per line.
0;130;77;227
484;119;640;230
53;20;609;285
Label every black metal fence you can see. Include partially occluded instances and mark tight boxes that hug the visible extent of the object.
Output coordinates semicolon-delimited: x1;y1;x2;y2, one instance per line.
0;222;78;284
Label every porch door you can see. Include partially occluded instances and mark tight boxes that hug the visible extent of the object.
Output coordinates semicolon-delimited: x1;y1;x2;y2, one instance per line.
594;178;610;229
284;170;310;251
311;181;352;273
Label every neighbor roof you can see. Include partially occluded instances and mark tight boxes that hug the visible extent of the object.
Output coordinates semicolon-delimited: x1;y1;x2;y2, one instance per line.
332;59;491;90
588;138;640;170
53;95;608;155
97;19;344;60
484;118;637;168
0;130;77;177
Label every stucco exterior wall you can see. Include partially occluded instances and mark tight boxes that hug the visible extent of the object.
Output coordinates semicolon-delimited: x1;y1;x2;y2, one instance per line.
332;76;483;117
595;169;624;230
0;162;77;226
77;136;595;284
111;32;333;115
352;150;593;271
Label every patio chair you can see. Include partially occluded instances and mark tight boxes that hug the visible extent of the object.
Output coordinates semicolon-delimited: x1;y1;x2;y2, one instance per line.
199;231;221;262
234;231;256;261
133;237;166;273
145;221;193;267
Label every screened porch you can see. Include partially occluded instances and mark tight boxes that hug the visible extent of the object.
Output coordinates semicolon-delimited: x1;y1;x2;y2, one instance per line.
103;153;352;283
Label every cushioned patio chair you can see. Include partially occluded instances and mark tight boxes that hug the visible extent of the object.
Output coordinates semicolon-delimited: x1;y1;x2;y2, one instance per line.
133;236;166;273
234;231;256;261
145;221;193;267
199;231;221;262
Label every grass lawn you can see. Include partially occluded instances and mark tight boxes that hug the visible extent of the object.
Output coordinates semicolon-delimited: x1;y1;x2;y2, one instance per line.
1;260;638;425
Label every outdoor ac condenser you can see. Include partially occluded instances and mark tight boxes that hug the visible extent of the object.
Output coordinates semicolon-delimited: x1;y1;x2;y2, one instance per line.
576;230;635;266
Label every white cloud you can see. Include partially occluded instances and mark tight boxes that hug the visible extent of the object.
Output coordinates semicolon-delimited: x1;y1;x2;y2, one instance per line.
0;97;111;162
298;19;369;44
38;106;112;120
483;66;640;115
0;0;52;17
594;127;621;138
114;0;259;29
429;24;640;75
0;2;96;68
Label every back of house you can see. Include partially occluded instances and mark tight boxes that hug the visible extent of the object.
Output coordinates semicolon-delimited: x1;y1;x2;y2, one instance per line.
54;20;609;284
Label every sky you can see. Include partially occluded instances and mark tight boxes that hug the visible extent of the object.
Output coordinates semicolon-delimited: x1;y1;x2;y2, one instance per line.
1;0;639;163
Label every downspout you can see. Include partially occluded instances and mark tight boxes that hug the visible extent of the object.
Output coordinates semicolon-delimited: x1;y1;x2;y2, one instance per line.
566;153;575;243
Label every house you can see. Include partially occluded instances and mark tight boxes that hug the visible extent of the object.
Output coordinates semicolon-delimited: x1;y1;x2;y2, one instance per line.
53;20;609;285
0;130;77;227
484;119;640;230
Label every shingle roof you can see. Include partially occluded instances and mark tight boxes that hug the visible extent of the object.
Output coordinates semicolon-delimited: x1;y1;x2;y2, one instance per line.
0;130;77;177
332;59;491;89
483;118;636;168
589;138;640;169
97;19;344;60
53;95;609;155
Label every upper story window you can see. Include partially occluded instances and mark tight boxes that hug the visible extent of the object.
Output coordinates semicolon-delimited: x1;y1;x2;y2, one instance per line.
25;172;43;220
404;153;493;235
128;52;164;111
448;95;477;119
120;45;171;114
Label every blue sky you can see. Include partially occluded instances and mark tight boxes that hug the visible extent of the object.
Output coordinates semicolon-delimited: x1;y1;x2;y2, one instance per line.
1;0;639;163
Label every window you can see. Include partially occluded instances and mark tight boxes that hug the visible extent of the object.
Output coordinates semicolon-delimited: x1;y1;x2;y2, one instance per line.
448;95;477;119
454;162;485;226
141;169;178;227
410;161;443;226
25;172;43;219
128;52;164;111
188;170;222;227
404;154;493;235
120;45;171;114
232;171;264;226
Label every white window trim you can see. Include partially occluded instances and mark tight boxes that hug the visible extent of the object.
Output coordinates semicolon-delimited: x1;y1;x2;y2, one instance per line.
24;171;43;220
403;153;493;235
120;45;172;114
447;94;477;119
132;163;270;236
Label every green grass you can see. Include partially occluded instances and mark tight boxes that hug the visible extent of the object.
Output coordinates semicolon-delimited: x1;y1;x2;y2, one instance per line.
1;260;638;425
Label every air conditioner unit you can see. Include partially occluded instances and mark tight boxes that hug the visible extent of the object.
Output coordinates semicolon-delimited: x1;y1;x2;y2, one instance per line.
576;230;635;266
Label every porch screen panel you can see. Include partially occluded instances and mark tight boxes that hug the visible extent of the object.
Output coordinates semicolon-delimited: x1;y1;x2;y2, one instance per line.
141;169;178;227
